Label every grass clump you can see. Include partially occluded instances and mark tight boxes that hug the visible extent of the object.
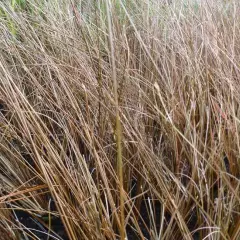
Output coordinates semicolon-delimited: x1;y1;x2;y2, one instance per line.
0;0;239;239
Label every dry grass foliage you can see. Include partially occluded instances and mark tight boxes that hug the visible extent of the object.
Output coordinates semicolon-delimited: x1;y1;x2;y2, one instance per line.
0;0;239;239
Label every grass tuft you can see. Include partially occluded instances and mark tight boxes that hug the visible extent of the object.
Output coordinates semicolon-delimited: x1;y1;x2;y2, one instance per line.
0;0;239;239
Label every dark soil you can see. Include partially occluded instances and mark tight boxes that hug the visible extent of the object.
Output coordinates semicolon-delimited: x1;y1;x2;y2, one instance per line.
14;199;201;240
13;209;69;240
10;177;200;239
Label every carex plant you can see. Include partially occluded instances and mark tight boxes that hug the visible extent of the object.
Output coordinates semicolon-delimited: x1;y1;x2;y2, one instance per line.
0;0;239;240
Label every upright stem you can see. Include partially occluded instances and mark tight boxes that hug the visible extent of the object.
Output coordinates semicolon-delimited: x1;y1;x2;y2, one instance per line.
106;0;125;239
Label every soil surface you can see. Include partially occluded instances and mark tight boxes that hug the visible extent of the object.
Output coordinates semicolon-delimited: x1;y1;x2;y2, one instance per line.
14;209;69;240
